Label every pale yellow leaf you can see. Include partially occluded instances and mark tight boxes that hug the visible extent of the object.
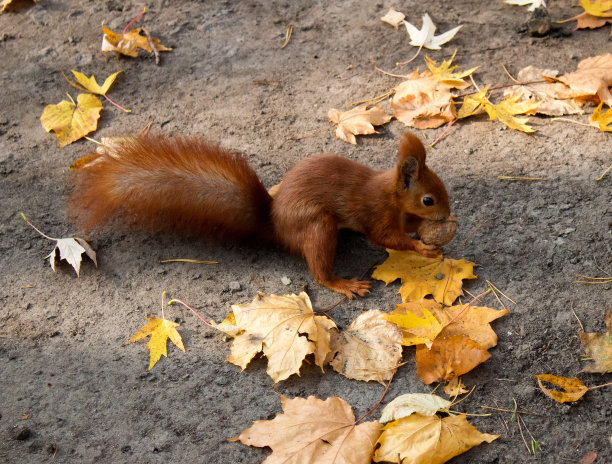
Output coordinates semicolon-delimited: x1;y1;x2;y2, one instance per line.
328;105;392;144
374;413;498;464
236;395;381;464
379;393;451;423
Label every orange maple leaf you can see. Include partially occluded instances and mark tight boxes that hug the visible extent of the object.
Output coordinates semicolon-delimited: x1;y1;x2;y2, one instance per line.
328;105;392;144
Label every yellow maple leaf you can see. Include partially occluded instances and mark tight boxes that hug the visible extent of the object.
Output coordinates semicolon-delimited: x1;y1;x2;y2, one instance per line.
425;52;478;90
40;93;102;147
590;102;612;132
235;395;381;463
385;301;445;347
558;53;612;105
473;93;541;132
535;374;589;403
580;0;612;17
379;393;451;424
69;70;122;95
128;317;185;370
329;310;402;384
374;413;498;464
101;25;172;57
328;105;392;145
443;377;468;397
372;250;476;306
226;292;337;382
456;86;489;119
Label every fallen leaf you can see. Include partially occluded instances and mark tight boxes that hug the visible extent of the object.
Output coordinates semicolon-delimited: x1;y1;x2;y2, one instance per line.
211;312;242;337
416;335;491;384
226;292;337;382
381;7;405;29
579;307;612;373
329;310;402;384
579;451;598;464
0;0;37;12
558;53;612;105
328;105;392;144
236;395;381;464
574;12;612;28
579;0;612;17
374;413;498;464
128;317;185;370
47;237;97;276
590;102;612;132
385;301;445;347
456;86;490;119
391;55;475;129
473;92;541;132
40;93;102;147
535;374;588;403
443;377;468;396
403;13;462;50
379;393;451;423
372;250;477;306
425;53;477;90
101;25;172;58
503;66;584;116
69;70;122;95
504;0;546;11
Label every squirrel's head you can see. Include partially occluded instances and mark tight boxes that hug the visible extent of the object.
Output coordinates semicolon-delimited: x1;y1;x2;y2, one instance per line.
394;132;451;221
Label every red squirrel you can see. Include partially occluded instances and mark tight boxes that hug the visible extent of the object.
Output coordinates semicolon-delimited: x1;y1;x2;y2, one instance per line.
69;132;452;298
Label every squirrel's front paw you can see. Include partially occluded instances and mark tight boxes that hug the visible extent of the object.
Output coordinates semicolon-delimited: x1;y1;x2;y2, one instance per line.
412;241;442;258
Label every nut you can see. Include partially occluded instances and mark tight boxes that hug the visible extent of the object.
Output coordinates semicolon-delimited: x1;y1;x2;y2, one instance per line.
417;215;458;246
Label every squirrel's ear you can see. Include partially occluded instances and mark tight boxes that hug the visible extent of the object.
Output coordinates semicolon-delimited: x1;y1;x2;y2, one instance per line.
396;132;426;189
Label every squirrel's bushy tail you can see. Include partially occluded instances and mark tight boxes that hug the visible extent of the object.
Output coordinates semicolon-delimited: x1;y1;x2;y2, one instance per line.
69;133;273;241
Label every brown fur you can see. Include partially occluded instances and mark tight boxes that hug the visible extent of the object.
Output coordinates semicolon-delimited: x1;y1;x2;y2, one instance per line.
69;132;452;298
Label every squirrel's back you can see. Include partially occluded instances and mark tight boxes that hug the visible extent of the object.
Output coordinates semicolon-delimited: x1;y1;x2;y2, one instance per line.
69;133;273;241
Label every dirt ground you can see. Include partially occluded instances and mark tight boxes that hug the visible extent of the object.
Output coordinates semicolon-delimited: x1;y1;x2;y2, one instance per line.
1;0;611;463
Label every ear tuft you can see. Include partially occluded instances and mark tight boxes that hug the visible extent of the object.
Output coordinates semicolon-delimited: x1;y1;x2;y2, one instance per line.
398;132;426;166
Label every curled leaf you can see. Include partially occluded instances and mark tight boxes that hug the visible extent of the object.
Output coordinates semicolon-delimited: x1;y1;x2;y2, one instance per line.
379;393;451;423
328;105;391;145
535;374;588;403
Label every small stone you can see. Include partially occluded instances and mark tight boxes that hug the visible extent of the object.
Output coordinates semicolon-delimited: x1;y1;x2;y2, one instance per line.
228;281;241;292
527;6;551;37
280;276;291;286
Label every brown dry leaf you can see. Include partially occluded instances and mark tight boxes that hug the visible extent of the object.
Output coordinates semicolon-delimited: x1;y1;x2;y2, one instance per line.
328;105;392;145
558;53;612;105
0;0;37;12
416;335;491;384
329;310;402;384
579;307;612;373
385;300;445;347
226;292;337;383
575;12;612;28
443;377;468;397
372;250;477;306
590;102;612;132
374;413;498;464
391;55;475;129
535;374;589;403
101;25;172;58
127;317;185;370
503;66;584;116
380;7;405;29
235;395;381;464
40;94;103;147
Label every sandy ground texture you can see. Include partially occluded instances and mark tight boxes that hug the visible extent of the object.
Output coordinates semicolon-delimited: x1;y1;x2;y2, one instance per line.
1;0;611;463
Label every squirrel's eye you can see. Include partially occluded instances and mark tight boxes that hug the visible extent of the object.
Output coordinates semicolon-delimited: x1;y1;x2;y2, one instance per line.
422;196;435;206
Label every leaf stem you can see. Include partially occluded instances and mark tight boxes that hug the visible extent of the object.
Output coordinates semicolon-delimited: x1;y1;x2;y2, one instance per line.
168;299;213;326
123;7;146;35
21;213;58;241
355;367;397;424
104;94;131;113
